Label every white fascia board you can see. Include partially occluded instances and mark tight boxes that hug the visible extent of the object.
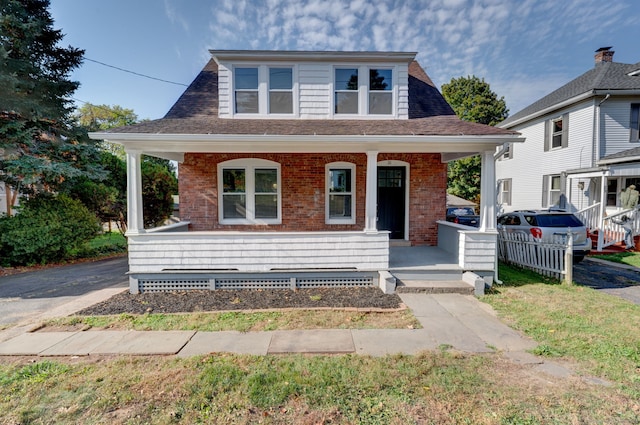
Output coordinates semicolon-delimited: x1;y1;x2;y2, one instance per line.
90;132;524;154
210;50;417;64
598;155;640;165
498;91;594;129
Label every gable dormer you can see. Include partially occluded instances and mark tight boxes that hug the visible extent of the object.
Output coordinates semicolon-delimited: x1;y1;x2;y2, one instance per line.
211;50;415;120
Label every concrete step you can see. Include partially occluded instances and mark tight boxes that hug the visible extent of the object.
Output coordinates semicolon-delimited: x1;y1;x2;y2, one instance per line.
395;280;474;295
390;268;463;282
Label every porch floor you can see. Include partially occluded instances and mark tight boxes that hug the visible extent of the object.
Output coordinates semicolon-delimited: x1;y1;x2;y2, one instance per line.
388;246;460;272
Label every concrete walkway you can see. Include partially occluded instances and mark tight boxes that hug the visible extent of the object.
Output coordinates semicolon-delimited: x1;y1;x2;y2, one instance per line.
0;292;538;357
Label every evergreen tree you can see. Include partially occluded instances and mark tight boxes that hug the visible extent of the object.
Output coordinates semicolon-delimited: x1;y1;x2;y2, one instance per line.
441;76;508;203
0;0;103;213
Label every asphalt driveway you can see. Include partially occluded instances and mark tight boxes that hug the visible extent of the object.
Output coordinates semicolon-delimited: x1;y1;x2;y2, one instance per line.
574;258;640;304
0;256;128;326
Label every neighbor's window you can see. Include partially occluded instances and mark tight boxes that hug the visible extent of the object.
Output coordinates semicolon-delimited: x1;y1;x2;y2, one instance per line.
498;178;512;205
631;103;639;142
547;175;561;206
607;179;618;207
335;68;359;114
269;67;293;114
545;114;568;151
368;69;392;114
551;117;563;149
219;159;280;224
326;162;356;224
234;67;259;114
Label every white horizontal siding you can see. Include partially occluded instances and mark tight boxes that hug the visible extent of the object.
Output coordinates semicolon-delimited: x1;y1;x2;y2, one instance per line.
397;65;409;119
127;231;389;273
299;63;331;117
496;101;594;212
458;232;497;271
601;98;640;157
217;65;231;117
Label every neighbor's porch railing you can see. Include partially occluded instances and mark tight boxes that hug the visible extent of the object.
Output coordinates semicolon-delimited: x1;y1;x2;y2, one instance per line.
599;207;640;250
576;202;601;233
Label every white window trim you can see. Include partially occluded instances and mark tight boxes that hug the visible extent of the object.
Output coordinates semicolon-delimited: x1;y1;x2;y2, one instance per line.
547;175;561;207
325;162;356;224
551;117;563;149
218;158;281;225
232;65;297;117
332;65;396;118
498;178;512;205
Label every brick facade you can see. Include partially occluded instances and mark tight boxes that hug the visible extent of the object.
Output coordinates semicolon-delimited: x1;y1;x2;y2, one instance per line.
179;152;446;245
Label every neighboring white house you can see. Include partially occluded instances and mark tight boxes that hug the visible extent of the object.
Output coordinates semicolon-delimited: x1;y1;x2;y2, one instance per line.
91;50;523;293
496;47;640;250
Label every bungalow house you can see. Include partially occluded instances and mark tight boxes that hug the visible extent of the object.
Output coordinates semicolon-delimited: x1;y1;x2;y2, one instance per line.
90;50;522;294
496;47;640;251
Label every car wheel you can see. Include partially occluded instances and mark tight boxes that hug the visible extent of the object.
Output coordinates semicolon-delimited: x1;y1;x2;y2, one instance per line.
574;256;584;264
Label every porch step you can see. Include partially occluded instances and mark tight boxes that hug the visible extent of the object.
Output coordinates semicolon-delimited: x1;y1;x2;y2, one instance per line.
395;279;474;295
390;268;463;282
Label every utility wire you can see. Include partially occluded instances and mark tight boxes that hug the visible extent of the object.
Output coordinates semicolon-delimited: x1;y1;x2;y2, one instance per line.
84;57;189;87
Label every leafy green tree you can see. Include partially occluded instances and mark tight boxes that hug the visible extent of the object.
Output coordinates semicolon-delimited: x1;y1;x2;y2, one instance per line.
73;104;178;230
0;0;104;214
441;76;508;203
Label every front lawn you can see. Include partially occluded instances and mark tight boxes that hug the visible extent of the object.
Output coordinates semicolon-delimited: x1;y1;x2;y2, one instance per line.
2;264;640;423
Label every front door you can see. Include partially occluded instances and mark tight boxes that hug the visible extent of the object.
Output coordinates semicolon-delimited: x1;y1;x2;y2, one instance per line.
377;167;406;239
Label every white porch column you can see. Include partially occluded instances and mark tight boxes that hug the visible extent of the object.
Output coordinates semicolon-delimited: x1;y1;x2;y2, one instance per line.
365;151;378;232
597;174;607;251
126;150;145;234
479;150;497;231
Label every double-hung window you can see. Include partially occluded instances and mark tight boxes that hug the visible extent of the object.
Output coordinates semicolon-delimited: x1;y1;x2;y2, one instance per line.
542;174;562;208
219;159;280;224
545;114;568;150
498;179;512;205
368;68;392;114
234;67;259;114
631;103;639;142
326;162;355;224
334;68;359;114
269;68;293;114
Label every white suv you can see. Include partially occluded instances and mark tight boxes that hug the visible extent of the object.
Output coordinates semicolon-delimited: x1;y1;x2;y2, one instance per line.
497;210;592;262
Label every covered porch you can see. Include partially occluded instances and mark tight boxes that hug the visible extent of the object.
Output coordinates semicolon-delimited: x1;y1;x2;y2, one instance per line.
92;132;522;294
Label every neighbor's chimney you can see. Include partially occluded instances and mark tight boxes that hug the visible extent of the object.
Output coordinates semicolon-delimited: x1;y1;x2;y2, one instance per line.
595;47;614;64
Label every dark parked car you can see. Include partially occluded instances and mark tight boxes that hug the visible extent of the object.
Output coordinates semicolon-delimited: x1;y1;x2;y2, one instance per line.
446;207;480;227
497;210;591;262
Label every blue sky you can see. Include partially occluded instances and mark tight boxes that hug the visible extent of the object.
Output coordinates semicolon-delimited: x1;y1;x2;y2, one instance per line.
50;0;639;121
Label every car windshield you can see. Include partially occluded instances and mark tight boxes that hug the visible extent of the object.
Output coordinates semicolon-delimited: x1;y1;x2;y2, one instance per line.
534;214;584;228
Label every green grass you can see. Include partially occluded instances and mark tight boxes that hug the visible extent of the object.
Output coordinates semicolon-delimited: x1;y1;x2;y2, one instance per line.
485;263;640;397
44;309;420;332
591;251;640;268
3;262;640;423
69;231;127;259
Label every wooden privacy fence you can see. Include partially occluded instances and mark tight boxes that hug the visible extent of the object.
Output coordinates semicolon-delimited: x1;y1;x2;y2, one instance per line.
497;230;572;281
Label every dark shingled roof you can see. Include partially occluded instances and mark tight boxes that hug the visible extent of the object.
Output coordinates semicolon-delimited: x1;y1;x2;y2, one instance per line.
105;57;518;137
502;60;640;127
599;146;640;164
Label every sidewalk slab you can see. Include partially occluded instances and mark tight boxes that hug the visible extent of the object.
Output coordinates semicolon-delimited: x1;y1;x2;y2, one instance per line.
0;332;76;356
268;330;354;354
41;331;126;356
352;329;438;356
178;331;273;357
433;294;537;352
88;330;195;355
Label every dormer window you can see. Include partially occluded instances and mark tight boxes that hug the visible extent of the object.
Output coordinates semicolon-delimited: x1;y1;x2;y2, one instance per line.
234;67;259;114
335;68;359;114
369;69;392;114
269;68;293;114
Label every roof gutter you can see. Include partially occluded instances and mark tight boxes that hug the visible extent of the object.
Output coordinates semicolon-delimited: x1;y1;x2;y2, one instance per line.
598;154;640;165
